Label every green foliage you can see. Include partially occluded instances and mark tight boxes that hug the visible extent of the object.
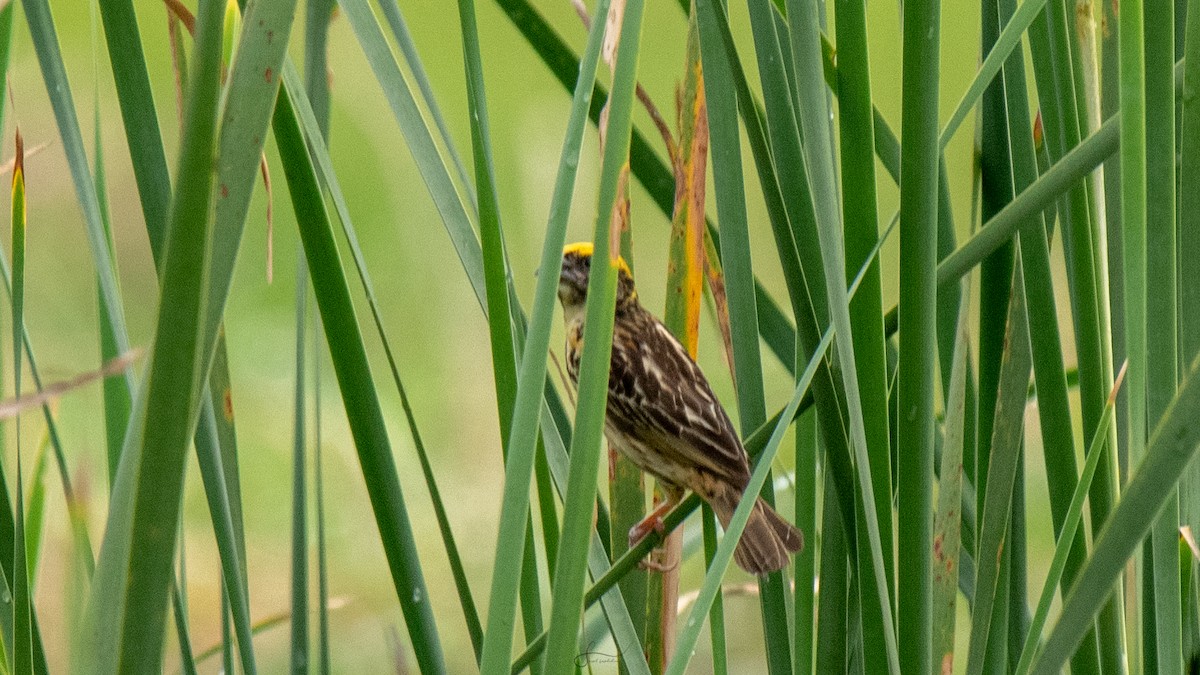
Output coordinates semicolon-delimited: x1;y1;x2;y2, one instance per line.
1;0;1198;671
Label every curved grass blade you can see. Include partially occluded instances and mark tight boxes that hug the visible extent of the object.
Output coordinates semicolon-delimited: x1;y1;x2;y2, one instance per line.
1031;353;1200;673
376;0;474;200
275;85;446;674
335;0;484;307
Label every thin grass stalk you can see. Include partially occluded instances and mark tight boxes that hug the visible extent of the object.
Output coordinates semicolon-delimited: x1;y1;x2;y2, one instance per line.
1146;0;1183;658
975;7;1017;668
20;0;134;390
91;83;130;490
792;410;817;674
1119;0;1150;670
1179;0;1200;553
932;281;971;671
10;129;30;675
375;0;475;200
290;254;309;674
312;314;330;675
897;1;941;671
966;260;1032;675
814;476;848;673
475;0;611;668
456;0;547;660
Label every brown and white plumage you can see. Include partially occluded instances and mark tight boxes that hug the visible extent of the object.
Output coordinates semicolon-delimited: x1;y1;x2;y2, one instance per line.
558;242;803;575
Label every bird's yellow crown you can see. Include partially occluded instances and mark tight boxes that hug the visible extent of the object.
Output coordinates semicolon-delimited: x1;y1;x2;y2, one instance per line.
562;241;634;279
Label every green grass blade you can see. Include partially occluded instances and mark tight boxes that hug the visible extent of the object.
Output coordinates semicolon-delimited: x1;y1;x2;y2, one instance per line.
87;0;223;666
475;0;611;668
1179;0;1200;557
376;0;475;199
335;0;485;307
454;0;546;659
932;281;970;671
23;435;48;592
1015;368;1125;675
897;1;941;671
831;0;894;612
290;255;309;673
274;85;447;674
1031;353;1200;673
791;409;817;674
11;130;30;675
1146;0;1182;666
313;317;331;675
302;8;334;670
541;1;647;669
965;263;1032;675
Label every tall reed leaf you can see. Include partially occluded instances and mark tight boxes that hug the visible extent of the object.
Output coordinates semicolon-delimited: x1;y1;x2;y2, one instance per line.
86;0;223;667
475;0;610;668
897;2;941;671
10;129;30;675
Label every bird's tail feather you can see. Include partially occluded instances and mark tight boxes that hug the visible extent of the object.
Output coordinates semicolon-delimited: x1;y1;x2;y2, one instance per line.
710;484;804;576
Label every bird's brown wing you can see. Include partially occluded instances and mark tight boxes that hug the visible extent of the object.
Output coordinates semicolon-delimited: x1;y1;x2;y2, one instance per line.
606;308;752;487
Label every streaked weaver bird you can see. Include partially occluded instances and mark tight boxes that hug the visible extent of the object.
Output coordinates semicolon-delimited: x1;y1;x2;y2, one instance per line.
558;242;803;575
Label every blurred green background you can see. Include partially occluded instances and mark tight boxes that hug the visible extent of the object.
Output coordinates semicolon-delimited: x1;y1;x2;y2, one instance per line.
5;0;1097;671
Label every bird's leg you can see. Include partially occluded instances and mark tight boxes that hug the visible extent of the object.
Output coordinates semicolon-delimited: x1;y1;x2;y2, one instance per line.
633;486;685;572
628;486;684;549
